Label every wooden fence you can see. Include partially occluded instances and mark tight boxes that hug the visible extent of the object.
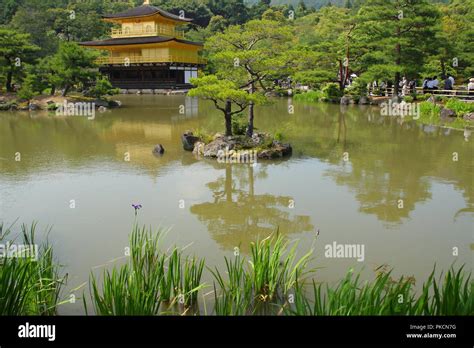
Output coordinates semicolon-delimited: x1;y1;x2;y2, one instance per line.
369;86;474;101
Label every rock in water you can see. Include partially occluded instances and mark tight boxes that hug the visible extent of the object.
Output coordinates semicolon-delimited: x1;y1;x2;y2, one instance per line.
28;103;40;111
463;112;474;121
193;141;205;156
340;96;351;105
440;108;456;119
257;141;292;159
181;131;200;151
152;144;165;155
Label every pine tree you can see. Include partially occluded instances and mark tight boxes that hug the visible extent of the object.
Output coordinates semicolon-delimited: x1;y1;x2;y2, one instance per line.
354;0;440;96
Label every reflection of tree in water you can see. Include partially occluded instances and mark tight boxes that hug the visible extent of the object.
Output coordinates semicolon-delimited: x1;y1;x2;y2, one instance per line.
190;163;314;252
326;108;474;224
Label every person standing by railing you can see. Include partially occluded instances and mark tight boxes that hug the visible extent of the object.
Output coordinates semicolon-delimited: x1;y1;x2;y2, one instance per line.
422;77;431;93
448;74;455;87
408;79;416;97
444;75;454;91
431;76;439;91
468;78;474;95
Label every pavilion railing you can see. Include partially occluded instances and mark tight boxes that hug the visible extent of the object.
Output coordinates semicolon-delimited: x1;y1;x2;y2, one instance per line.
110;26;185;39
96;55;206;65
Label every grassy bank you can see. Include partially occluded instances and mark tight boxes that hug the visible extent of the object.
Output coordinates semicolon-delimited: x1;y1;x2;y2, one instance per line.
1;223;472;315
416;99;474;130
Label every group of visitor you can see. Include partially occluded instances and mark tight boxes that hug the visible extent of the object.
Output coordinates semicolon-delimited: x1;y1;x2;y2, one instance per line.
422;75;456;92
422;76;439;91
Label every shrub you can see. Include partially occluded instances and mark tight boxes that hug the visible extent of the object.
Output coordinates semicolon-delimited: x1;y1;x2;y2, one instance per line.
345;79;368;97
17;78;37;101
47;103;58;111
403;95;414;103
232;113;248;135
444;98;474;116
193;128;213;144
322;83;343;102
419;93;433;101
274;132;284;141
293;90;324;102
87;77;119;99
419;101;441;117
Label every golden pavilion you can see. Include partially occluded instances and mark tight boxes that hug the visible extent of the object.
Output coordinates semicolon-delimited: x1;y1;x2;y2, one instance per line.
80;1;204;90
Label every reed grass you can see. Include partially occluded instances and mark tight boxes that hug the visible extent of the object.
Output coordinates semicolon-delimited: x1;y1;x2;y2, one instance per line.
89;225;205;315
0;222;66;315
210;233;315;315
287;266;473;316
210;255;253;315
3;222;471;316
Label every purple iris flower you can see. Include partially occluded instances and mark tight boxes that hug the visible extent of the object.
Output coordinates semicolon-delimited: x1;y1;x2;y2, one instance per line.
132;204;142;216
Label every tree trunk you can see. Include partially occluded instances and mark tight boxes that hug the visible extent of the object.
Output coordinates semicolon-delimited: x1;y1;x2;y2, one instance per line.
394;25;401;98
225;100;232;136
6;68;13;92
62;85;70;97
338;60;344;91
50;85;56;96
343;45;350;90
246;83;255;137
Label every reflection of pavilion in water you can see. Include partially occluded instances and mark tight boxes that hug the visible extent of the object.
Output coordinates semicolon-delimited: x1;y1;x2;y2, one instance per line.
171;97;199;122
190;163;314;252
97;97;202;176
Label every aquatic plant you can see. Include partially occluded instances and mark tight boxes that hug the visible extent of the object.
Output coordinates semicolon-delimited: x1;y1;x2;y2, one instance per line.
286;266;473;316
210;233;315;315
4;222;470;316
0;222;66;315
131;204;142;216
210;255;253;315
89;225;205;315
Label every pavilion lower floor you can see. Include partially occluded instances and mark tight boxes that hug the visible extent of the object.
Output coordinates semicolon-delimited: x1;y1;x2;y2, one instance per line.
99;65;199;90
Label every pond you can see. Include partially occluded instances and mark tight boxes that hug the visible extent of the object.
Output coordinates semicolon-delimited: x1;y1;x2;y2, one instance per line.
0;95;472;314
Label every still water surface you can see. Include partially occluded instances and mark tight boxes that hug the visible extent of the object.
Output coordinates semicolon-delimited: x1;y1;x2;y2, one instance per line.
0;96;472;314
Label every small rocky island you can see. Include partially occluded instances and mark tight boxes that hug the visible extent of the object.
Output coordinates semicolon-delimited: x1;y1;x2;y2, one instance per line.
181;131;292;161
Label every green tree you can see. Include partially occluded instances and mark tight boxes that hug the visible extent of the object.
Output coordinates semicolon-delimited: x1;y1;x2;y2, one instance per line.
354;0;439;95
436;0;474;81
0;29;39;92
188;75;262;136
207;0;250;25
50;42;98;96
0;0;21;25
297;0;309;16
292;7;354;90
205;19;294;136
208;15;229;33
251;0;272;19
154;0;213;28
10;7;59;57
17;73;38;100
